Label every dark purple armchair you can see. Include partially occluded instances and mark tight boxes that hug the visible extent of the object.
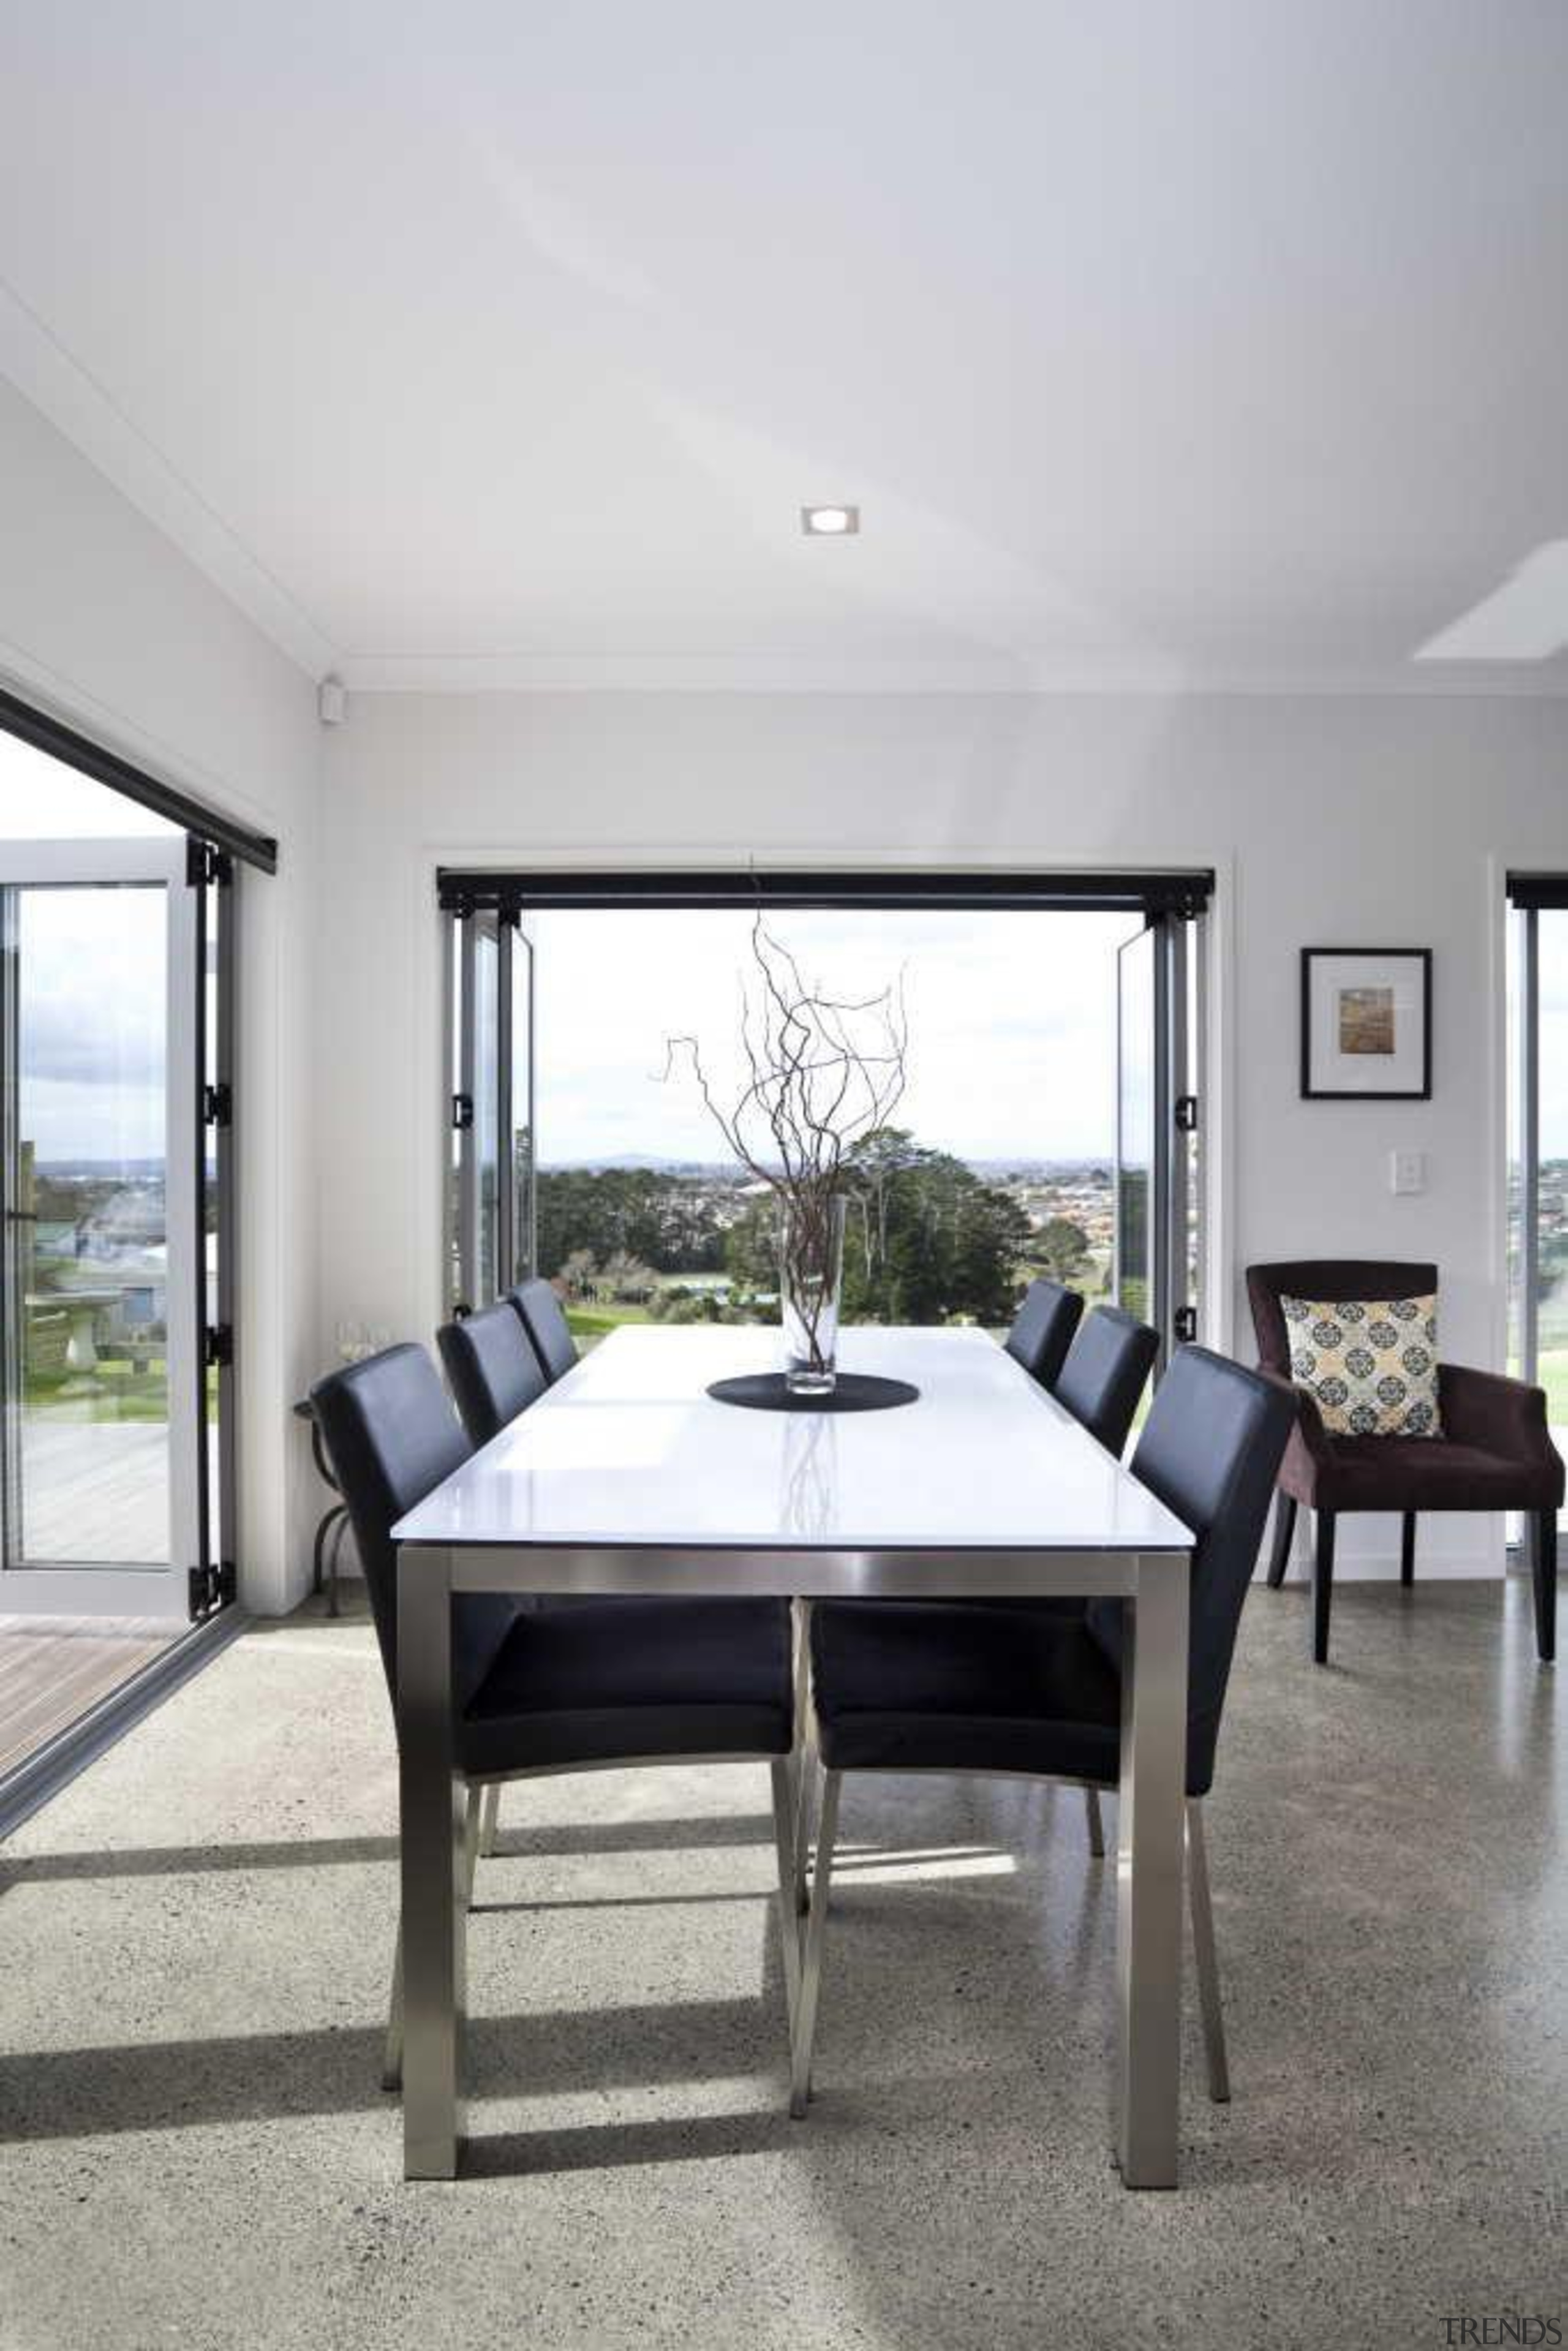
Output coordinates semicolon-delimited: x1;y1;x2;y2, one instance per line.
1247;1260;1561;1666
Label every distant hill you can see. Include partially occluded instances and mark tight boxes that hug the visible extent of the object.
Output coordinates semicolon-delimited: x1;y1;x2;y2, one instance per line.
540;1154;1112;1182
539;1156;745;1176
35;1158;164;1180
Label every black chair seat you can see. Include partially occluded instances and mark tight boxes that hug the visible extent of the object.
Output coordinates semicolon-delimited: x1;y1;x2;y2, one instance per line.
809;1600;1120;1782
461;1596;794;1775
1305;1434;1561;1513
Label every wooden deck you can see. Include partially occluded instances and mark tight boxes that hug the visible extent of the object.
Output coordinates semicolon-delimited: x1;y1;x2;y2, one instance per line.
0;1614;178;1779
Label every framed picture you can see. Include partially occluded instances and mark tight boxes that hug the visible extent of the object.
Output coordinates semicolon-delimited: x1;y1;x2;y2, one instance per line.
1300;948;1432;1100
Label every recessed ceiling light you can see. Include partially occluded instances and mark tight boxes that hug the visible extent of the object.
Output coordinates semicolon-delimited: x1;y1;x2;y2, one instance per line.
802;505;859;537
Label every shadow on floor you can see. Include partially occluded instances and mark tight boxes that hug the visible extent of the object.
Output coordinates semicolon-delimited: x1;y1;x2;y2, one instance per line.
0;1996;797;2142
0;1813;778;1890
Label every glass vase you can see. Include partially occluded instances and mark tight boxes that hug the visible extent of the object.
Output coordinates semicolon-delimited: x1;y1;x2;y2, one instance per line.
779;1192;846;1396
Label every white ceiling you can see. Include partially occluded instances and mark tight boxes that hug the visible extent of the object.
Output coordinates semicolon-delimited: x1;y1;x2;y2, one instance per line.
4;1;1568;693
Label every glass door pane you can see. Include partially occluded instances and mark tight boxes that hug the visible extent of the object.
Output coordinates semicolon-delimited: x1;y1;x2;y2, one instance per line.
1115;923;1156;1329
1532;910;1568;1488
1;840;197;1613
472;919;500;1303
508;921;535;1285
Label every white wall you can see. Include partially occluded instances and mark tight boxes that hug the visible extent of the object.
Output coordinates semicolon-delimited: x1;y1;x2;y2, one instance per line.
321;687;1568;1582
9;363;1565;1608
0;377;321;1613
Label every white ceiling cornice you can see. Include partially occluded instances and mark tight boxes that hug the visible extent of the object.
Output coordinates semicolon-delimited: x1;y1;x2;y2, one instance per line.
337;652;1568;698
5;262;1567;706
0;272;339;681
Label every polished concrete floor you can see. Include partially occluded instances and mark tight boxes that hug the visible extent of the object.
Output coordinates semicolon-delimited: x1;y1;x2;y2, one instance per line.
0;1578;1562;2350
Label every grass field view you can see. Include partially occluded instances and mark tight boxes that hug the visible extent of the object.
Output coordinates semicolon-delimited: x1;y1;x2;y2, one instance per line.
523;906;1139;1350
1516;1158;1568;1427
537;1151;1121;1350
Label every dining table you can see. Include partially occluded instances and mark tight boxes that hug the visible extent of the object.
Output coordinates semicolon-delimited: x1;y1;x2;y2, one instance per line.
391;1321;1195;2186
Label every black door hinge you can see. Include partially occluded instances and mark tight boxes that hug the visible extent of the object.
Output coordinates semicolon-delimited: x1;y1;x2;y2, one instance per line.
203;1081;233;1127
204;1324;233;1369
186;837;233;888
451;1092;474;1131
1174;1305;1199;1345
188;1559;237;1618
1174;1095;1199;1133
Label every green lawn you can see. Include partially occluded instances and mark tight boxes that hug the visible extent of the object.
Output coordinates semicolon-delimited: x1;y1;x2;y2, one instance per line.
22;1360;220;1424
565;1303;654;1345
1535;1348;1568;1430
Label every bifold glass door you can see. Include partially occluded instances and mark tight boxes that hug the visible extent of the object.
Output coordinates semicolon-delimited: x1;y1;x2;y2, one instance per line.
1;839;200;1615
1508;889;1568;1521
1115;910;1200;1371
448;907;535;1313
441;873;1207;1354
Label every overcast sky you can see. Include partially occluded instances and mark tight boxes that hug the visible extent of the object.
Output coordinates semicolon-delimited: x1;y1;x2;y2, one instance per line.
2;739;171;1164
9;733;1568;1168
532;907;1134;1164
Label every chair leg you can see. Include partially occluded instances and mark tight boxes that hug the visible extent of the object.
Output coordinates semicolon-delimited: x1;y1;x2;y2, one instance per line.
790;1768;842;2118
1400;1511;1417;1588
1531;1509;1558;1664
383;1920;404;2093
1186;1801;1230;2104
479;1782;501;1859
462;1784;481;1906
1312;1511;1336;1664
1084;1786;1106;1857
768;1757;804;2032
791;1617;817;1919
793;1727;817;1917
1265;1494;1297;1589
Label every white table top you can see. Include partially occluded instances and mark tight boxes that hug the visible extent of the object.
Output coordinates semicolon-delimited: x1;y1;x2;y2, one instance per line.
394;1324;1191;1557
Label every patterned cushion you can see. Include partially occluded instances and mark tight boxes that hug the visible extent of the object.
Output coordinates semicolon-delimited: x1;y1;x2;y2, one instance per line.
1280;1293;1442;1438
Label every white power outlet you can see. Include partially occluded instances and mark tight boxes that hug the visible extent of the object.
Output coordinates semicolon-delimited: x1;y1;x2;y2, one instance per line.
1390;1149;1427;1196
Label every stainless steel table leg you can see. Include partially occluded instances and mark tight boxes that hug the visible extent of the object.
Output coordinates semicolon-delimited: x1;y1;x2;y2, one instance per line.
398;1544;466;2179
1114;1550;1189;2189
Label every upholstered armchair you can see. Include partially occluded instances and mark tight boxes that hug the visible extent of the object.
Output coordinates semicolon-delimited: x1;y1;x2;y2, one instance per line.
1248;1259;1561;1666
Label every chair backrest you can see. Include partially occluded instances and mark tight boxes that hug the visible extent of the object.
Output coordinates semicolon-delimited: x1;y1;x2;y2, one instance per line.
508;1277;579;1386
1088;1346;1295;1795
1248;1259;1437;1378
438;1300;548;1444
1055;1306;1159;1458
310;1344;512;1717
1004;1277;1084;1389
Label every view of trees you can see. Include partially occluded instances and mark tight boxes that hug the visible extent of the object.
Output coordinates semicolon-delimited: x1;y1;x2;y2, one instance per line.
537;1166;725;1278
537;1125;1089;1331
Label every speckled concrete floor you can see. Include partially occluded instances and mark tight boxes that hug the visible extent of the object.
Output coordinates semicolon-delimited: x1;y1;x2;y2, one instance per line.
1;1579;1562;2351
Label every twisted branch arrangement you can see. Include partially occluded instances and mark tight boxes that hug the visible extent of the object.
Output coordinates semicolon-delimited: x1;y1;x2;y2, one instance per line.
665;916;909;1372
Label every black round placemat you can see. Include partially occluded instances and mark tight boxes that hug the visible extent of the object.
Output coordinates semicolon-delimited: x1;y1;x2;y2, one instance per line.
706;1372;919;1414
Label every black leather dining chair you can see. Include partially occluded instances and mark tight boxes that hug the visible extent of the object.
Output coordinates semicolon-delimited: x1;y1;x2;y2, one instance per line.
1004;1277;1084;1389
508;1276;579;1386
311;1343;802;2094
1055;1306;1159;1460
789;1345;1295;2117
438;1300;548;1446
437;1301;554;1858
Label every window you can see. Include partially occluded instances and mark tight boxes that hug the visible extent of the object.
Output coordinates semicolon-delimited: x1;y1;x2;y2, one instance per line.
441;871;1208;1367
0;690;270;1803
1507;875;1568;1526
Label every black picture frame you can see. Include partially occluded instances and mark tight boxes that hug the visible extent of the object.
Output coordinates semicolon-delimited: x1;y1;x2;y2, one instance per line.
1300;947;1433;1101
